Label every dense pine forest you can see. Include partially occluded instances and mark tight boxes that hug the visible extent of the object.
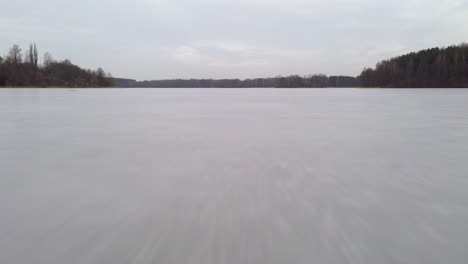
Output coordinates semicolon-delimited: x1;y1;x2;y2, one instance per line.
114;75;360;88
360;43;468;88
0;44;114;87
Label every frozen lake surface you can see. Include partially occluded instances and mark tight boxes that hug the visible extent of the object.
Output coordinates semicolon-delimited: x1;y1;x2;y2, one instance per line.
1;88;468;264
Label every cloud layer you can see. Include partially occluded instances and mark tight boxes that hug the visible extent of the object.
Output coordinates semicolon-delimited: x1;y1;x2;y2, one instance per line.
1;0;467;80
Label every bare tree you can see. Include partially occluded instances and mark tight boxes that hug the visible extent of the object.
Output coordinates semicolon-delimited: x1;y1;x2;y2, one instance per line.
43;52;54;67
97;67;105;79
27;44;34;65
33;43;38;68
5;44;23;86
6;44;22;65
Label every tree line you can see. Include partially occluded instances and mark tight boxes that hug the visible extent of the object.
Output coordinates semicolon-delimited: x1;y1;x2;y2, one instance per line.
359;43;468;88
114;75;360;88
5;42;467;88
0;43;114;87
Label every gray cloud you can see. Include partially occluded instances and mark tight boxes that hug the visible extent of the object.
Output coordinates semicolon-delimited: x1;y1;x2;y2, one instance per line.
1;0;467;80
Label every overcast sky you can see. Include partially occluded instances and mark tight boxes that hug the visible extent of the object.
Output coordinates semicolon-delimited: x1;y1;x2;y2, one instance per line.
1;0;467;80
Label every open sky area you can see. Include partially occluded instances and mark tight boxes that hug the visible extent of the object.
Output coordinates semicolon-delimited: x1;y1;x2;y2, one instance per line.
1;0;468;80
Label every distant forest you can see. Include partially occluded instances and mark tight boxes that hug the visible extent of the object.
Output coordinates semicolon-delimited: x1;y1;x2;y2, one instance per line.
3;43;468;88
114;75;360;88
0;44;114;87
360;43;468;88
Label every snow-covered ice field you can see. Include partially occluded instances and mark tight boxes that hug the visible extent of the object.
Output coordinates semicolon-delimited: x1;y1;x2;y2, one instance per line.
1;88;468;264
